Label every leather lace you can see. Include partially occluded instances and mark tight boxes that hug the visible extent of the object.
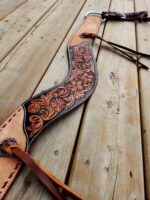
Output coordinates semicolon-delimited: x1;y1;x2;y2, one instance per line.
80;33;150;70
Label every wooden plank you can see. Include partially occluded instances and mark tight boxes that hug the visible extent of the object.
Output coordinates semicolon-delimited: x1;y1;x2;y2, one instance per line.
68;0;145;199
0;0;58;62
0;0;87;123
0;0;26;21
4;0;111;199
135;1;150;199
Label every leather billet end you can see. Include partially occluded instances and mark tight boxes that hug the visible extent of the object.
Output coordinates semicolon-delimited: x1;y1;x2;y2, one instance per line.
69;15;102;46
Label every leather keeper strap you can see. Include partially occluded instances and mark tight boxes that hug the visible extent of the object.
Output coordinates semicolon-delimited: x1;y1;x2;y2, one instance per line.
101;11;150;22
10;147;82;200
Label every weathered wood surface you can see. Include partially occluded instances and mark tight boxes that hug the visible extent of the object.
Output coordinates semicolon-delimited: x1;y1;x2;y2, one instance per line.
69;0;145;199
0;0;26;21
0;0;149;199
135;0;150;199
0;0;58;62
0;0;86;123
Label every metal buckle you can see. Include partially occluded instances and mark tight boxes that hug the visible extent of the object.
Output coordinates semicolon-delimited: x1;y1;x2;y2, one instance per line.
84;11;102;18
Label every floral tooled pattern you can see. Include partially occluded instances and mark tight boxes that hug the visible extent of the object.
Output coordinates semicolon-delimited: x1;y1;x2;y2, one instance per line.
24;43;96;138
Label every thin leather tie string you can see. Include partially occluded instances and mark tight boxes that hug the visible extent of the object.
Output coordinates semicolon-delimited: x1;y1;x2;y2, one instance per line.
80;33;150;70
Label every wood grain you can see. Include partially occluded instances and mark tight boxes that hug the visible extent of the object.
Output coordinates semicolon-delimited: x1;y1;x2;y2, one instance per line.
0;0;86;123
0;0;26;21
135;0;150;199
0;0;58;62
4;0;111;199
68;0;145;199
0;0;148;199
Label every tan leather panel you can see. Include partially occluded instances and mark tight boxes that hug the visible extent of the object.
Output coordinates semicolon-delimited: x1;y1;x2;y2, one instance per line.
69;16;101;46
0;106;26;199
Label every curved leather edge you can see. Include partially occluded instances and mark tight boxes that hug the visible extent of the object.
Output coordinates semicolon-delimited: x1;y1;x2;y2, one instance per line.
0;106;26;199
23;42;98;145
22;16;102;145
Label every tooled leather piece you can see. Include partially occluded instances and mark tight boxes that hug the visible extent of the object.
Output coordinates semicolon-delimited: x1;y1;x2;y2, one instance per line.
0;15;101;199
23;43;97;140
23;16;101;143
102;11;150;22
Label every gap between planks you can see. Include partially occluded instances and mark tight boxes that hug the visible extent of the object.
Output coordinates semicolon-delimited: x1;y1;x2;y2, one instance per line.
64;0;112;187
0;0;27;21
0;0;86;123
29;0;88;98
68;0;145;199
0;0;59;62
135;0;150;199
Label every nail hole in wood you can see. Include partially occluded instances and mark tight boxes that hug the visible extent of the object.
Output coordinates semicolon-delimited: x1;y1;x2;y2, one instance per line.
129;170;133;178
54;150;59;156
85;160;90;166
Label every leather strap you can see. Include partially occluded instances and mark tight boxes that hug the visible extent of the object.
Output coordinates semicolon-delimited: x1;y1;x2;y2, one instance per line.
2;145;82;200
101;11;150;22
13;147;66;200
81;33;150;70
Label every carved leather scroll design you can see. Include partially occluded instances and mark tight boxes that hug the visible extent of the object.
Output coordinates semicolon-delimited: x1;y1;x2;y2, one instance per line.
23;43;97;140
